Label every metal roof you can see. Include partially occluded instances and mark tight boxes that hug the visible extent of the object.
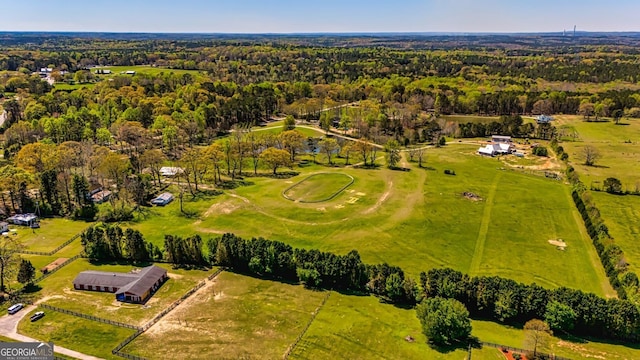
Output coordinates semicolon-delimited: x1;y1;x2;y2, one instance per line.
73;265;167;297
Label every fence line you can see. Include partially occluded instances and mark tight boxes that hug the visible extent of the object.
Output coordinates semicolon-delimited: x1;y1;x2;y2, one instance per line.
112;268;224;360
283;291;331;359
16;229;86;256
481;341;572;360
39;304;142;330
32;254;82;284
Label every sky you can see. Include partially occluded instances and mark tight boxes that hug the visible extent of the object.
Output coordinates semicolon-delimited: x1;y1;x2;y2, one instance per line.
2;0;640;33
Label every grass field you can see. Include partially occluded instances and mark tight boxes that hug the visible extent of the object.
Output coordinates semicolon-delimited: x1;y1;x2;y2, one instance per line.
119;143;613;296
592;192;640;274
31;258;212;325
556;115;640;186
124;271;327;360
12;218;89;253
290;291;463;360
473;320;640;360
18;308;136;360
283;173;354;202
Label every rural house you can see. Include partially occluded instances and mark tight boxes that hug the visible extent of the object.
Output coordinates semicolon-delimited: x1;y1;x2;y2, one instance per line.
7;213;38;226
73;265;168;304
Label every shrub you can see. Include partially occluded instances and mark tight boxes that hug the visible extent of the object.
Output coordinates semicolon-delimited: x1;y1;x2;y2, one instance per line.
532;146;548;157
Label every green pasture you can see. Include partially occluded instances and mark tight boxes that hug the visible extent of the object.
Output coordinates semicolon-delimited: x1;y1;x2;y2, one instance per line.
290;291;461;360
18;308;136;360
557;115;640;186
283;172;354;202
592;192;640;274
11;218;89;253
33;259;212;326
473;320;640;360
120;144;612;296
124;271;326;360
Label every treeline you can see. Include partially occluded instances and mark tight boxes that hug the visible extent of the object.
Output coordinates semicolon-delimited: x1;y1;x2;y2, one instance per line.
422;268;640;342
81;224;162;262
569;174;639;302
457;115;556;140
207;234;417;304
554;140;640;306
206;233;639;342
81;224;207;267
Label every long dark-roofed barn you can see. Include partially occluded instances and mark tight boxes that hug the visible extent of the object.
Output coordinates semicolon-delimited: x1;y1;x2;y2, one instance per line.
72;265;168;304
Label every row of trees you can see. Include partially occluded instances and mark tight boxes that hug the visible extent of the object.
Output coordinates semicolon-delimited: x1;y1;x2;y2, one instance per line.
81;224;162;262
206;233;639;342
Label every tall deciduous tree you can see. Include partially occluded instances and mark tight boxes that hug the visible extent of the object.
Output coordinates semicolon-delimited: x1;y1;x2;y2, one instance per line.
260;147;291;175
0;236;24;292
582;145;601;166
319;138;339;165
524;319;552;356
416;297;472;346
384;139;401;169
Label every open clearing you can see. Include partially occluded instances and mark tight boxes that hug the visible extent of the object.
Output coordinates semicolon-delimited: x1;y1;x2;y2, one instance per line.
125;145;611;296
283;172;354;203
34;259;213;326
592;192;640;274
18;308;136;360
124;271;326;360
12;218;89;253
556;115;640;186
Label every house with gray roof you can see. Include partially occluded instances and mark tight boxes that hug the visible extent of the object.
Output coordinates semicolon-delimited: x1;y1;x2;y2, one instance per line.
72;265;168;304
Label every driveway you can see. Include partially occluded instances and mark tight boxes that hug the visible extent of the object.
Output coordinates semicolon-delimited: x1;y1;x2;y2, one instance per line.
0;305;104;360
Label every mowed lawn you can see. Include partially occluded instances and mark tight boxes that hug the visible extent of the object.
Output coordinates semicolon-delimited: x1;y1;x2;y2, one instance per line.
592;192;640;274
35;258;213;326
18;308;136;360
473;320;640;360
290;291;464;360
117;144;612;296
124;271;326;360
12;218;90;252
557;115;640;186
477;170;613;295
284;172;354;202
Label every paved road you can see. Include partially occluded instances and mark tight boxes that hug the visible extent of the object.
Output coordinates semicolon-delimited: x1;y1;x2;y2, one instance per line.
0;305;104;360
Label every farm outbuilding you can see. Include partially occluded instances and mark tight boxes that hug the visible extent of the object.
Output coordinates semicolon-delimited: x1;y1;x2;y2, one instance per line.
73;265;168;304
151;192;174;206
0;222;8;233
7;214;38;226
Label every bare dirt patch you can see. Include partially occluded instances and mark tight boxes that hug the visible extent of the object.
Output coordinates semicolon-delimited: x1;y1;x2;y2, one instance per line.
145;278;217;336
548;239;568;250
557;340;606;359
41;258;68;273
463;192;483;201
363;181;393;215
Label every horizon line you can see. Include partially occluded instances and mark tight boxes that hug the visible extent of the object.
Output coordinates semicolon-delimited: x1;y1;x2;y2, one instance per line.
2;30;640;36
